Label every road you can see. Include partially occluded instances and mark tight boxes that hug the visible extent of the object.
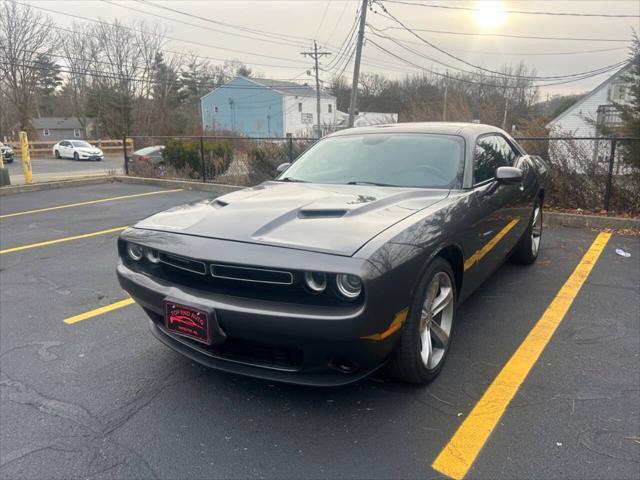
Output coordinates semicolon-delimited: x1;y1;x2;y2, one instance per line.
0;182;638;479
3;155;124;184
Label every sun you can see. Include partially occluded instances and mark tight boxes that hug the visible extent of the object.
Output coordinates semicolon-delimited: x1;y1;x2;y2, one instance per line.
472;0;507;28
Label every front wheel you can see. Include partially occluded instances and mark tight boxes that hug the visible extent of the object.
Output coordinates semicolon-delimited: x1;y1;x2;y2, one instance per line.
510;199;542;265
387;257;456;384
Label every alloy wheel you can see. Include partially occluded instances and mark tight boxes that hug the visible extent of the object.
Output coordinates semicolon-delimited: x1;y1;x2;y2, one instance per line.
531;206;542;257
419;271;454;370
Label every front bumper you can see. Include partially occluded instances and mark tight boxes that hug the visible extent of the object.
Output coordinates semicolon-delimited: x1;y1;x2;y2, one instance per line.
117;261;400;386
79;153;103;160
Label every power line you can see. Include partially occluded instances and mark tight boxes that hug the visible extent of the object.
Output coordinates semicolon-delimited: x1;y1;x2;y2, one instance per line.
381;0;640;18
365;26;627;56
366;39;627;89
366;26;628;81
373;2;629;81
314;0;332;40
18;2;311;67
372;25;630;43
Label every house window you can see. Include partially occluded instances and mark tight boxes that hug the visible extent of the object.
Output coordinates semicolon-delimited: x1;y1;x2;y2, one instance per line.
609;83;628;103
42;129;50;137
214;105;219;113
73;128;81;138
328;103;332;113
298;102;303;112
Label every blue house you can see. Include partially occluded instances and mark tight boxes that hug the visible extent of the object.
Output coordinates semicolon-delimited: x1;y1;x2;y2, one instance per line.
200;76;336;138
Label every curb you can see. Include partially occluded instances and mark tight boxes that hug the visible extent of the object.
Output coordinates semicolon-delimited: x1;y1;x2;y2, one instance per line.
545;212;640;230
0;175;113;195
112;176;242;195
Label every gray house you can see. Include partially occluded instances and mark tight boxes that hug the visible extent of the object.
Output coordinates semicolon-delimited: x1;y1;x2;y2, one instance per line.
31;117;96;141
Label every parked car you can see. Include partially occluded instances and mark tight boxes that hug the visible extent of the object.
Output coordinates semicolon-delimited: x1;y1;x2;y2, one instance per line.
0;142;14;163
52;140;103;161
117;123;547;386
130;145;165;165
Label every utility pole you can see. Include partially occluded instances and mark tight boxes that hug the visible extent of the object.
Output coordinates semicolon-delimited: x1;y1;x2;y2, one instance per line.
301;41;331;138
348;0;368;128
442;73;448;121
502;97;509;130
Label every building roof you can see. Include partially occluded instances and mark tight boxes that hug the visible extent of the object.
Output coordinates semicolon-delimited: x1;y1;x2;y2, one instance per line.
201;76;335;100
546;63;632;129
245;77;334;99
31;117;93;130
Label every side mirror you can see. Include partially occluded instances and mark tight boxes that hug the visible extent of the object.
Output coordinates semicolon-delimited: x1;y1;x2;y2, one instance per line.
275;162;291;177
495;166;523;185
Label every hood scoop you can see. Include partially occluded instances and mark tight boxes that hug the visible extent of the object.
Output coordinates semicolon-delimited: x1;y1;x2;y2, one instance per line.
298;209;347;219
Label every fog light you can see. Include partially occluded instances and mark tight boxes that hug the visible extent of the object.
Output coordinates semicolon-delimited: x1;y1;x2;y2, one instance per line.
127;243;144;261
145;248;160;264
336;274;362;299
304;271;327;293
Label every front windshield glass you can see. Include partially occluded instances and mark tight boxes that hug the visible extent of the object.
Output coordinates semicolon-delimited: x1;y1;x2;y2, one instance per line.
72;141;91;148
280;133;464;188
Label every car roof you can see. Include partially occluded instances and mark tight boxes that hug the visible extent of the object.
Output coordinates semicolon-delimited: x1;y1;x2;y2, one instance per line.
328;122;506;140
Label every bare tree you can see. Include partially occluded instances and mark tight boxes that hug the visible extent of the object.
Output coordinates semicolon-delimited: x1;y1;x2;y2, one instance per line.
0;0;56;133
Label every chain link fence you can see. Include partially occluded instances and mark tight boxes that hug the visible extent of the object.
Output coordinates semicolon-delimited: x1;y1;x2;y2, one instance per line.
122;134;640;215
123;135;317;186
515;136;640;214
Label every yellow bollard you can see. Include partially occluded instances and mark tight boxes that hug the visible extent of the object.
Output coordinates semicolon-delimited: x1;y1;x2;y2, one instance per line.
19;131;33;184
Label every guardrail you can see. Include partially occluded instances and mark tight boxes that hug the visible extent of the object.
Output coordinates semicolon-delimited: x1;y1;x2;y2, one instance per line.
7;138;133;158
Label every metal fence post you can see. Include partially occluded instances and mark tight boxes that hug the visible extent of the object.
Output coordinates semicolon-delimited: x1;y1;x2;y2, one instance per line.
200;136;206;182
287;133;293;163
603;138;616;212
122;136;129;175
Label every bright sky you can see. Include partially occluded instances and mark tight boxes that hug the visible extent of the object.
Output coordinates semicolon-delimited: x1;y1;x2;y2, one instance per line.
25;0;640;98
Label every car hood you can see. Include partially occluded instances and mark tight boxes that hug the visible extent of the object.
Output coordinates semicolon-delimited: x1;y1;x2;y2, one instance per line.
134;182;449;256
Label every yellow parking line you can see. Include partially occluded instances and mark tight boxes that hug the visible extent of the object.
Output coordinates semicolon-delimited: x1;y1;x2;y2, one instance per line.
0;188;183;219
0;226;127;254
432;232;611;480
64;298;135;324
464;219;519;271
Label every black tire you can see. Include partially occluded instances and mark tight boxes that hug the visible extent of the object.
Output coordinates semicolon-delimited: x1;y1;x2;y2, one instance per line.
54;150;60;159
510;199;543;265
73;152;79;161
386;257;457;384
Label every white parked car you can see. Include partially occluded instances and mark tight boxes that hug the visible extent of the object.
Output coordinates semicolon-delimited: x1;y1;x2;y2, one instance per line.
52;140;104;161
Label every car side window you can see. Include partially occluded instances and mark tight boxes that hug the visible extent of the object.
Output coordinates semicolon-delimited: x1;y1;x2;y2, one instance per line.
473;135;518;184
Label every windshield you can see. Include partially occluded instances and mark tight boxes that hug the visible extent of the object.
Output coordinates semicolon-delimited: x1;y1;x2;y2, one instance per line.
72;141;91;148
280;133;464;188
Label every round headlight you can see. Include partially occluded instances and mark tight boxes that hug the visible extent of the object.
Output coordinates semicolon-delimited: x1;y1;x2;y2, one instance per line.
304;271;327;293
145;248;160;264
127;243;144;261
336;274;362;299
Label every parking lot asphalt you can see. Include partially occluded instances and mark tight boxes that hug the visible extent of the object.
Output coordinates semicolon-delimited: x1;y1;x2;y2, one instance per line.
3;155;123;184
0;182;638;480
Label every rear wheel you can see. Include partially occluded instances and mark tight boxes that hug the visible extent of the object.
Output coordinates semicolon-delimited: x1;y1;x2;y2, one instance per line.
54;150;61;159
510;199;542;265
73;152;79;161
387;257;456;384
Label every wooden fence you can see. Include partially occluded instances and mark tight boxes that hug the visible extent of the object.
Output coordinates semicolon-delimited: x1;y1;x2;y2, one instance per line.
6;138;133;158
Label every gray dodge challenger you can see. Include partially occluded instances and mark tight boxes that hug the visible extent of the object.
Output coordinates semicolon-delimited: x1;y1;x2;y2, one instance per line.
117;123;547;386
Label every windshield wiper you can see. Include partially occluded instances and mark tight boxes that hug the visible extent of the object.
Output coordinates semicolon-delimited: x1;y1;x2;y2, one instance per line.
279;177;307;183
347;181;399;187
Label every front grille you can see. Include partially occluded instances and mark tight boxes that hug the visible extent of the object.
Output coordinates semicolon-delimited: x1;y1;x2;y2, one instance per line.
211;264;293;285
159;252;207;275
146;309;303;370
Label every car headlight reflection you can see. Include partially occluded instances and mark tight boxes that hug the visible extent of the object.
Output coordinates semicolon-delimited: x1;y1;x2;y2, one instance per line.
336;274;362;299
304;271;327;293
145;248;160;264
127;243;144;261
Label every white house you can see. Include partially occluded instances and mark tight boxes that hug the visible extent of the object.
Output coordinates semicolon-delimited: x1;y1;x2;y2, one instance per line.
546;63;633;169
201;77;336;138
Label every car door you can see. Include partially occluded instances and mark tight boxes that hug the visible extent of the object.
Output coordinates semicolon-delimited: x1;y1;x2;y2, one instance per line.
60;141;71;157
468;134;529;279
